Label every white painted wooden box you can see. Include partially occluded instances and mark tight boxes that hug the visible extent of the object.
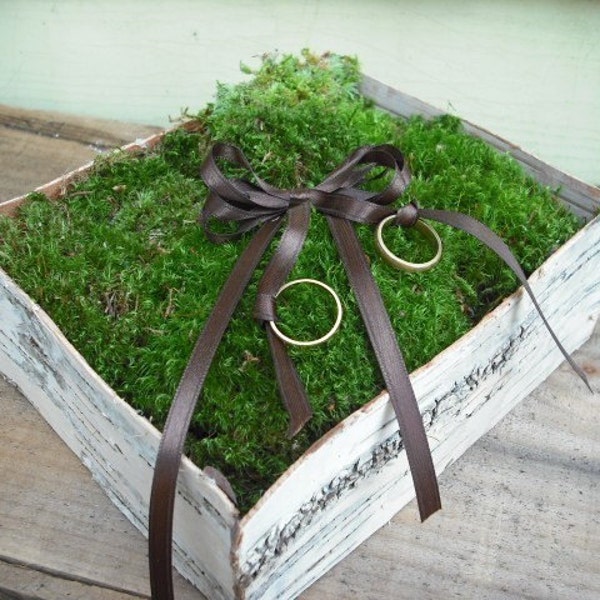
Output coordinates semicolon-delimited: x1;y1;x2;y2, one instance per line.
1;77;599;600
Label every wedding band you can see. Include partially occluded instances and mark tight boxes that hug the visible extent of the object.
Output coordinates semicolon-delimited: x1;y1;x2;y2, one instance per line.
269;278;343;347
375;216;442;272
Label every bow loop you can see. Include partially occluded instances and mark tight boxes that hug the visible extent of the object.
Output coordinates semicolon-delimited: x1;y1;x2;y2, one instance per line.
254;292;278;323
200;144;297;241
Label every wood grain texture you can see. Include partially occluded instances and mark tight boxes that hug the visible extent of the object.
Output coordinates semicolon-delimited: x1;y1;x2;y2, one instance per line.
0;104;160;149
0;374;201;600
302;334;600;600
0;106;161;203
0;559;147;600
0;268;238;600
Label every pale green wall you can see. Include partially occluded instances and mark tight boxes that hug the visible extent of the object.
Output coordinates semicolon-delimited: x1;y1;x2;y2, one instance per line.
1;0;599;183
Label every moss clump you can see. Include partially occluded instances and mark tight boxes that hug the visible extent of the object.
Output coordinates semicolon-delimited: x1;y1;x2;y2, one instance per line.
0;51;580;511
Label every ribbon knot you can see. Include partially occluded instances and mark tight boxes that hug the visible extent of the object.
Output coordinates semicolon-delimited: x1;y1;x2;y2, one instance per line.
288;187;314;205
395;202;419;227
254;292;278;323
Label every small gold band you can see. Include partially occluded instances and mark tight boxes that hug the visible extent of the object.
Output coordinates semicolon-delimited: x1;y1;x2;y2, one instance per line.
269;278;343;347
375;216;443;272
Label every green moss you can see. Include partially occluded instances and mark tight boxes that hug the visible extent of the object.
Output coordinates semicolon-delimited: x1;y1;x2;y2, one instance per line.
0;51;580;511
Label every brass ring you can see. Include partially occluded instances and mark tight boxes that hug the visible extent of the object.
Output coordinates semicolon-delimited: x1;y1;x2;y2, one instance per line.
269;278;343;347
375;215;443;272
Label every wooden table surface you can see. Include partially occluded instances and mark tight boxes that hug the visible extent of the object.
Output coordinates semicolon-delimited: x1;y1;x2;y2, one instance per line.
0;106;598;600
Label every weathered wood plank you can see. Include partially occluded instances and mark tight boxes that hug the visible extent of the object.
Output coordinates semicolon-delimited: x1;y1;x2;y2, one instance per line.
0;104;161;150
0;373;202;600
0;558;148;600
302;333;600;600
0;106;161;205
0;270;238;599
0;126;99;206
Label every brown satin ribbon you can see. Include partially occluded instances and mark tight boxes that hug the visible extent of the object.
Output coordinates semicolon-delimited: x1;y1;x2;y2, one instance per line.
149;143;590;599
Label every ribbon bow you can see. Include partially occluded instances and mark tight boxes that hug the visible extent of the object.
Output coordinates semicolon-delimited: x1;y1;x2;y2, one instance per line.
149;143;590;600
200;142;426;431
200;141;411;243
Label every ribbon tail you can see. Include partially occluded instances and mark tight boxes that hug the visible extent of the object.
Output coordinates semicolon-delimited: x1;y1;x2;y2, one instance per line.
267;327;313;437
148;217;283;600
418;208;592;392
327;215;442;522
255;202;314;435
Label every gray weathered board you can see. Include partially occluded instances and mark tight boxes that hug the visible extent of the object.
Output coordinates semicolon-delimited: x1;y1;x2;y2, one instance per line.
0;78;599;599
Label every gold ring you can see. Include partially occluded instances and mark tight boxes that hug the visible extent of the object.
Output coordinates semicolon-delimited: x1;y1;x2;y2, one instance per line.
375;215;443;272
269;278;343;347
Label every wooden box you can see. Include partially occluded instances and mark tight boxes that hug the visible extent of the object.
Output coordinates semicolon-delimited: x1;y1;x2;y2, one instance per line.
1;76;599;600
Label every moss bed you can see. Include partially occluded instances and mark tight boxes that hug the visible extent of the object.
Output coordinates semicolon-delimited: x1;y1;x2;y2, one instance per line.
0;51;581;512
